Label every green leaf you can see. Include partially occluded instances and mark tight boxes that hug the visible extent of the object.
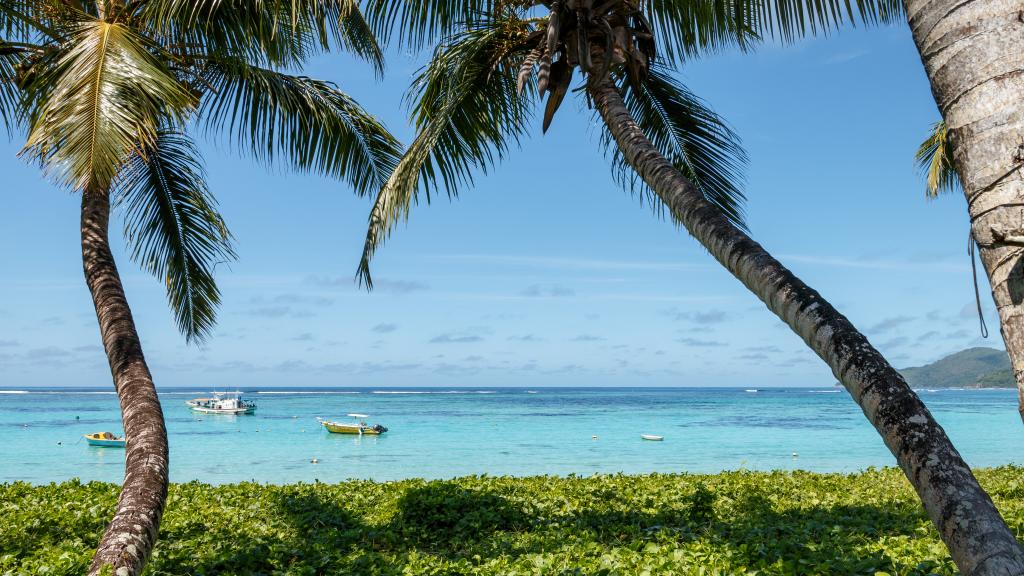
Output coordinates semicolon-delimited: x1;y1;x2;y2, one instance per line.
646;0;760;64
726;0;905;43
140;0;381;70
356;14;536;288
199;57;400;197
915;119;961;198
365;0;901;65
21;18;196;192
334;3;385;76
0;1;62;43
115;129;236;344
605;64;748;231
0;43;21;132
3;467;1013;574
363;0;499;52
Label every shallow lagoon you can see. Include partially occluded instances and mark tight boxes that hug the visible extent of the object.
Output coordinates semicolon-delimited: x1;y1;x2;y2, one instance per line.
0;387;1019;484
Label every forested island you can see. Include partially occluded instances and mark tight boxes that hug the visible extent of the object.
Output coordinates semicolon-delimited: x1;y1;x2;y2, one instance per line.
900;347;1014;389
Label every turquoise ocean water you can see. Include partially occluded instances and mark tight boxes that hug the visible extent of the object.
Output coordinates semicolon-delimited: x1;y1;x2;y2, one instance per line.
0;387;1019;484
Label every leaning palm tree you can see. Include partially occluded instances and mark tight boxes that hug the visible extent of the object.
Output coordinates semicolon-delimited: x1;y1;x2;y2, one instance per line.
356;2;1024;573
0;2;398;575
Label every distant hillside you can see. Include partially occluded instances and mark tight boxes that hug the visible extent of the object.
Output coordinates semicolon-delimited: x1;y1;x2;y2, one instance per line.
900;347;1014;389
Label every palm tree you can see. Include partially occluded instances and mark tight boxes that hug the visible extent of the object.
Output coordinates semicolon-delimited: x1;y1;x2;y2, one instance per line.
905;0;1024;434
915;117;1024;427
356;2;1024;573
0;2;399;575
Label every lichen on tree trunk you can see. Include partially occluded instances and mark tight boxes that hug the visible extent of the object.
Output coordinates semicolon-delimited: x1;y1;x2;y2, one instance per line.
586;75;1024;575
81;186;169;576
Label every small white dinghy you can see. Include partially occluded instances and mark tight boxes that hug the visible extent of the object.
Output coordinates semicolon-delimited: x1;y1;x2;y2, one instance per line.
641;434;664;441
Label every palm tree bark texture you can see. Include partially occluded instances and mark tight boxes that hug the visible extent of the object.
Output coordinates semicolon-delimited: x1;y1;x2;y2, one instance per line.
906;0;1024;424
81;185;169;576
587;74;1024;575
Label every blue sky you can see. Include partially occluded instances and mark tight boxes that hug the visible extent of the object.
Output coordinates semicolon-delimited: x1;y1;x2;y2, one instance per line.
0;24;999;388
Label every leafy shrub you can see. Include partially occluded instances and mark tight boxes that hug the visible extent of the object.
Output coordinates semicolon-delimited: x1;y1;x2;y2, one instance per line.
686;482;716;525
395;482;524;540
1;468;1021;575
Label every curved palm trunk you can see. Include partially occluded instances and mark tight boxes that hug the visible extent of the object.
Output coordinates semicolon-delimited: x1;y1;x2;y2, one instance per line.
588;76;1024;575
81;186;169;576
904;0;1024;424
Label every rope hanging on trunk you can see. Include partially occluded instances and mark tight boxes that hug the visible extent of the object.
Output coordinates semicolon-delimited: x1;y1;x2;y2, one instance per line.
968;230;989;338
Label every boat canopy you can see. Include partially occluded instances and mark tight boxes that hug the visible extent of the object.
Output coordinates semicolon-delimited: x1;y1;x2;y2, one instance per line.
347;413;370;419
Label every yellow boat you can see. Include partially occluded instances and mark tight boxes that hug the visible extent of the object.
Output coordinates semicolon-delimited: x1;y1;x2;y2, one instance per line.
84;432;125;448
320;414;388;435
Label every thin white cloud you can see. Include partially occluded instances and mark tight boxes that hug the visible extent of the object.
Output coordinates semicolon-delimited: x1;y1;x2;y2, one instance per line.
867;315;915;334
778;254;967;272
430;333;485;344
372;323;399;333
430;253;710;272
520;284;576;298
425;291;730;303
823;49;869;64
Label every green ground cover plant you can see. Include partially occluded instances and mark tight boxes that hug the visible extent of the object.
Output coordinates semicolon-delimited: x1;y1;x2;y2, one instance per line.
2;467;1022;575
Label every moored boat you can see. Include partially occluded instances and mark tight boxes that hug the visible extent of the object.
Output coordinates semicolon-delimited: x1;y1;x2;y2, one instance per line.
186;392;256;415
84;432;126;448
641;434;664;441
320;413;388;435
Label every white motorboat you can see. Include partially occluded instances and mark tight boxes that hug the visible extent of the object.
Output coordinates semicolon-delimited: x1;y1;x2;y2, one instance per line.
186;392;256;415
641;434;664;441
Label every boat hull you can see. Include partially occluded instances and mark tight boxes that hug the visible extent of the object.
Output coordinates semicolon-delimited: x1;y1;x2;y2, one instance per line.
84;434;125;448
321;421;384;435
188;405;255;415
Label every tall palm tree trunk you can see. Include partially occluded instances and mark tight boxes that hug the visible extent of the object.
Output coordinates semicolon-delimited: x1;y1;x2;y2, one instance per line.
904;0;1024;424
81;185;169;576
588;75;1024;575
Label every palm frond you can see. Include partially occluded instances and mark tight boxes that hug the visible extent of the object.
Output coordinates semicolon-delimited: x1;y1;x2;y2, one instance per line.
362;0;499;51
646;0;759;64
916;120;960;197
115;129;236;343
603;64;748;230
0;45;23;133
139;0;380;69
724;0;904;44
0;0;62;43
335;3;385;76
138;0;311;66
21;19;195;192
198;57;400;196
647;0;903;64
356;14;536;288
